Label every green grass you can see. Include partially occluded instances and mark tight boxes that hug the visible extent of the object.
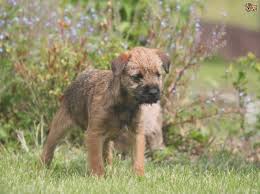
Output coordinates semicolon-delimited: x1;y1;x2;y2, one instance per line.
0;146;259;194
192;59;229;90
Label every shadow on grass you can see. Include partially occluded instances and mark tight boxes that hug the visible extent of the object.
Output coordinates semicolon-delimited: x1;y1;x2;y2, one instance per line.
49;156;87;178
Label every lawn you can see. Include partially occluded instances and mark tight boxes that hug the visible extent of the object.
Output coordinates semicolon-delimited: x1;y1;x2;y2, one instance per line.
193;58;259;93
0;146;259;194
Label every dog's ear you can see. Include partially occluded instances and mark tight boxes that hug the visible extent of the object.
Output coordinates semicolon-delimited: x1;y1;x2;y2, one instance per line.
111;52;131;76
155;50;171;73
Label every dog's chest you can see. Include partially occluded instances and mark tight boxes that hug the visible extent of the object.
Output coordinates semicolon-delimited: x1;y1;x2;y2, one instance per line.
119;111;134;128
113;105;137;130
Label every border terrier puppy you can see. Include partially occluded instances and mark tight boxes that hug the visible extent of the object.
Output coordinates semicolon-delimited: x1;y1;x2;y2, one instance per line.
41;47;170;176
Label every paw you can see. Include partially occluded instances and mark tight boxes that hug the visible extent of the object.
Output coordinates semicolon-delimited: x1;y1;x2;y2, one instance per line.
134;166;144;176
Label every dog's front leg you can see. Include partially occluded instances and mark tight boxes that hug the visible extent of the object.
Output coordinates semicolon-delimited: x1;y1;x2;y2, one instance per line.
131;130;145;176
85;131;105;177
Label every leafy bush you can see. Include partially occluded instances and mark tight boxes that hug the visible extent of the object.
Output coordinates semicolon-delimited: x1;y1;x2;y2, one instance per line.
0;0;223;146
0;0;128;145
224;53;260;159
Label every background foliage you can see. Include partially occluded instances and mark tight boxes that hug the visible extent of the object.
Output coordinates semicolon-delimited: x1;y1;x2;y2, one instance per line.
0;0;259;162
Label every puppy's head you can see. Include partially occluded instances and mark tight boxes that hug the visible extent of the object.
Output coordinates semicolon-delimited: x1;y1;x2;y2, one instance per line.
111;47;171;104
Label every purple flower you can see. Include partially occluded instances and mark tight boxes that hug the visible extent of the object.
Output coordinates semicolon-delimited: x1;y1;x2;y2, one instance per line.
195;19;200;32
245;96;252;103
88;26;94;33
176;4;181;11
121;42;128;49
51;12;57;18
34;17;40;23
76;23;82;29
103;36;108;42
160;20;167;28
170;43;176;49
80;15;89;22
195;22;200;29
22;17;33;26
189;5;194;12
64;16;71;25
0;34;4;40
219;108;225;113
7;0;17;6
70;28;77;37
91;14;98;20
0;20;5;27
45;22;50;27
90;8;95;13
97;49;102;55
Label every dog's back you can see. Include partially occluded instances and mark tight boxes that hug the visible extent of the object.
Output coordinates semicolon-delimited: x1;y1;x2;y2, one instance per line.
63;69;113;129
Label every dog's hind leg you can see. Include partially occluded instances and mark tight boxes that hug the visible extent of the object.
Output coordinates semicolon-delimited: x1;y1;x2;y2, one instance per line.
41;105;73;166
103;140;113;166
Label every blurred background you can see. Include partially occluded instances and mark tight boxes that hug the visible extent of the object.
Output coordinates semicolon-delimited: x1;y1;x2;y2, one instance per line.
0;0;259;163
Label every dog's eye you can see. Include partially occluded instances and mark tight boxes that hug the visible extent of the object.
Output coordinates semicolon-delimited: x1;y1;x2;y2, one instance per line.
156;72;161;78
131;73;143;82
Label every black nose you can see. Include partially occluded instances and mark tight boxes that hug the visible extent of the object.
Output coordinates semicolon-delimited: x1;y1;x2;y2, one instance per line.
137;85;160;104
148;86;160;96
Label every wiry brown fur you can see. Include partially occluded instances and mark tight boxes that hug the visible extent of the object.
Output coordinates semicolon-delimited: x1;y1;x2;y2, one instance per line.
41;47;170;176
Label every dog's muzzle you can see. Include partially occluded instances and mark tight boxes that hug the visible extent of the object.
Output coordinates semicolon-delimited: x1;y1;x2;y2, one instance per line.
136;85;160;104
